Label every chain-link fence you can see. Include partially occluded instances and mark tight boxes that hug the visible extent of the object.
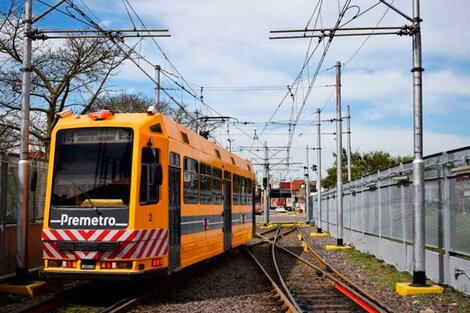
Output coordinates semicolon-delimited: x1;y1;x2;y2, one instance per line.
311;146;470;295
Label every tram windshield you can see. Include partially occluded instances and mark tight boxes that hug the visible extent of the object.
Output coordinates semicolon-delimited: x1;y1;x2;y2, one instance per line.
51;127;133;207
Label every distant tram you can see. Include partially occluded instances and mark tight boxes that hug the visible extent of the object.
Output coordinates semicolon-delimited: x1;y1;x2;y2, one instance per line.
41;109;255;280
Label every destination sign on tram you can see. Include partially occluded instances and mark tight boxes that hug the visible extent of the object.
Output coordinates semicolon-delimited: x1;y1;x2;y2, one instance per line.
60;129;132;144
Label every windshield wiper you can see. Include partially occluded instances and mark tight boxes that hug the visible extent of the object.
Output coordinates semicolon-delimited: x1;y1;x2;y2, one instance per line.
69;179;102;216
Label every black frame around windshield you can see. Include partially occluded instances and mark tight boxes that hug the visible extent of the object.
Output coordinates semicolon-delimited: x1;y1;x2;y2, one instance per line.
51;127;133;207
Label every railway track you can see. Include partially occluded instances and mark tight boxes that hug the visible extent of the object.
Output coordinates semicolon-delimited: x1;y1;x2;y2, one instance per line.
246;225;392;313
12;279;161;313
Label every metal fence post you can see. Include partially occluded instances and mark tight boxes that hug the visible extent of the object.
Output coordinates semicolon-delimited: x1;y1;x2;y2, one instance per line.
388;168;393;238
442;151;451;284
400;163;408;269
361;176;365;246
378;170;382;244
326;195;330;233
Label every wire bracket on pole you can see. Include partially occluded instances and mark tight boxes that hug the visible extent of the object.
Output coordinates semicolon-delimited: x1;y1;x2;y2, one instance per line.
411;67;424;73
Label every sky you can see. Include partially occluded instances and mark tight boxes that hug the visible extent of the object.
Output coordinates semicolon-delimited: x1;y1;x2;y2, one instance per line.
5;0;470;181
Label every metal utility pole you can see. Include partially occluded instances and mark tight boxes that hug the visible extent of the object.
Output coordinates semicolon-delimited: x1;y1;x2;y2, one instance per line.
316;108;322;233
17;0;33;283
263;142;270;225
305;146;310;223
346;105;352;182
411;0;426;286
335;61;344;246
154;65;161;106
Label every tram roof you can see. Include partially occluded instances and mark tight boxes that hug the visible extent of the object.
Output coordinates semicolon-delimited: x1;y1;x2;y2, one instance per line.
55;111;255;175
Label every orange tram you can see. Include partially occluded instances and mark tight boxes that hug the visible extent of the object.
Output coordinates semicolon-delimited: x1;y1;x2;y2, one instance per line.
40;109;255;280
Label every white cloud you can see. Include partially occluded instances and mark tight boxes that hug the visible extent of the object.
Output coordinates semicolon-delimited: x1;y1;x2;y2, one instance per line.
60;0;470;179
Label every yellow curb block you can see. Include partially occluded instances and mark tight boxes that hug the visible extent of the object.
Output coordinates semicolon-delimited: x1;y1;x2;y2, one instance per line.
310;232;330;237
396;283;444;296
0;281;46;297
324;245;352;251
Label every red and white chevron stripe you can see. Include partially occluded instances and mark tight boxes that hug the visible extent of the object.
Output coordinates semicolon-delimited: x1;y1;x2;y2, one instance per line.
41;228;168;261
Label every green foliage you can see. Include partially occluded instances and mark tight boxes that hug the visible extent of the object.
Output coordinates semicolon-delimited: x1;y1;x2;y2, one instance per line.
321;150;412;188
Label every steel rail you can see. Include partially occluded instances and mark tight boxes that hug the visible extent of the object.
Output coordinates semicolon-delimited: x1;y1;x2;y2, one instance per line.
251;225;298;247
100;291;149;313
271;227;303;313
275;238;385;313
243;245;298;313
296;227;395;312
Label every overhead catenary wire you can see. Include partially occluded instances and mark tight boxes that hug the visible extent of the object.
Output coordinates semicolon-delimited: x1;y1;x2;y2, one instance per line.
266;0;393;173
59;0;195;123
284;0;353;153
343;0;395;67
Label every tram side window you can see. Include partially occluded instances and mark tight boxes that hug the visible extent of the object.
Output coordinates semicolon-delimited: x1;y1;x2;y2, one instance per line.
184;157;199;204
241;176;246;205
200;163;212;204
212;167;222;204
233;174;241;205
246;178;252;205
140;147;160;204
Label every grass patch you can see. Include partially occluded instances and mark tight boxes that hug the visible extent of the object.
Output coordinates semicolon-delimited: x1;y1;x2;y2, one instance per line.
339;249;470;313
340;248;411;291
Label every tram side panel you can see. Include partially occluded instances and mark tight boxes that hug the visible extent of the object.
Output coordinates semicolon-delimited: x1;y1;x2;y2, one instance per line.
170;141;224;270
169;140;254;270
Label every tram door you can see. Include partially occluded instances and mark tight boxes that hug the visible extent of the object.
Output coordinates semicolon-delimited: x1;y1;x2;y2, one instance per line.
168;166;181;271
223;172;232;251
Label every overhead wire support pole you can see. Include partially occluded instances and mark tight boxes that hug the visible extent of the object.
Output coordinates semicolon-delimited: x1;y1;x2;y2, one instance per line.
411;0;426;287
269;26;414;40
155;65;161;106
32;0;67;23
270;32;406;40
34;34;171;39
263;142;270;225
316;108;322;233
335;61;344;247
17;0;33;284
378;0;414;22
37;28;170;33
346;105;352;182
305;145;310;224
269;26;405;33
33;29;171;40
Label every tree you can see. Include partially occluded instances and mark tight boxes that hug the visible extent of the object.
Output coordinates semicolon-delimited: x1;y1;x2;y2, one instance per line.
91;92;196;126
0;2;126;153
321;150;413;189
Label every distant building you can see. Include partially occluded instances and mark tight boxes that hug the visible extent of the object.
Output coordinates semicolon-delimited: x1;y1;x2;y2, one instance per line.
269;179;316;209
